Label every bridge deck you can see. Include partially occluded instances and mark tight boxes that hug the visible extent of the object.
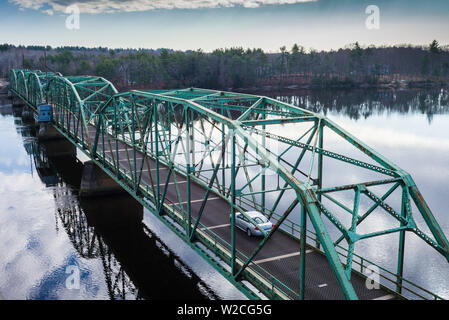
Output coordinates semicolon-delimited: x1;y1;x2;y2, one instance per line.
81;123;394;300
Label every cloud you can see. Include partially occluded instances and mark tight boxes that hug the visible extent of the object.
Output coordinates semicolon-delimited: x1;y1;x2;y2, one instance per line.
43;8;54;15
9;0;316;14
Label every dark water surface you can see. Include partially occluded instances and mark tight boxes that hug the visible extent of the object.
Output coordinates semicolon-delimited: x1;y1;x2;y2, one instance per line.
0;87;448;299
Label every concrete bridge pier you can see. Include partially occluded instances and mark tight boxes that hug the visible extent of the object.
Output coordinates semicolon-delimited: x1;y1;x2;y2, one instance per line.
79;160;126;197
21;108;34;123
18;100;34;123
38;123;65;141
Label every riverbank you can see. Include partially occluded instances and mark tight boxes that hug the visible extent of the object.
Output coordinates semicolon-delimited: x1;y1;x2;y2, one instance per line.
235;79;449;93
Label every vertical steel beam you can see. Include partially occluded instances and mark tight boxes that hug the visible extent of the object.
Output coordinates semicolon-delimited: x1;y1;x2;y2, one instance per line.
92;112;102;156
191;109;195;166
304;198;358;300
316;120;324;249
231;131;237;276
346;186;360;280
221;108;226;193
409;185;449;260
154;99;160;203
114;98;120;179
168;102;172;154
299;202;307;300
396;185;407;294
261;114;266;215
131;94;137;191
185;107;192;238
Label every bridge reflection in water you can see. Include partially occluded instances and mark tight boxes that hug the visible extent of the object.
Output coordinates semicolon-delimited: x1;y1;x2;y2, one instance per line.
12;109;218;300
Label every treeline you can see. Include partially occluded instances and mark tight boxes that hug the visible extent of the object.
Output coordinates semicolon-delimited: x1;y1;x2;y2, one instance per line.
0;44;168;53
1;41;448;90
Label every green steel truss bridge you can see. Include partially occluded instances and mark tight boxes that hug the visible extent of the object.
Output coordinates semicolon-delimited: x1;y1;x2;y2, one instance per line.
8;69;449;300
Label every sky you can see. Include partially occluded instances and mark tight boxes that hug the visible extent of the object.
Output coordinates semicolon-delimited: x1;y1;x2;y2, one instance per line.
0;0;448;52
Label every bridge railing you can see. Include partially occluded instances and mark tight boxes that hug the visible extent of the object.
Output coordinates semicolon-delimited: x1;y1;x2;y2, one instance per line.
234;192;445;300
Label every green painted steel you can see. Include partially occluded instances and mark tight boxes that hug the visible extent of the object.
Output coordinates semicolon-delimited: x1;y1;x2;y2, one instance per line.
8;69;449;300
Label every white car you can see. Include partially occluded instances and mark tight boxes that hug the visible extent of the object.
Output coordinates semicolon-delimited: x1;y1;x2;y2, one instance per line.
230;211;274;237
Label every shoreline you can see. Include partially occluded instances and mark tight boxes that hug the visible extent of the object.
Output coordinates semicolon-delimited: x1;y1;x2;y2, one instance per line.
235;80;449;93
3;76;447;95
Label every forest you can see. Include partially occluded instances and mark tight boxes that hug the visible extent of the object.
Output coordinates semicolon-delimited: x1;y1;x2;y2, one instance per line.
0;41;448;91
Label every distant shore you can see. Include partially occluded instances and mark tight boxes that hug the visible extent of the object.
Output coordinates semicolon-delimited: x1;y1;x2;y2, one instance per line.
3;76;447;96
235;79;449;93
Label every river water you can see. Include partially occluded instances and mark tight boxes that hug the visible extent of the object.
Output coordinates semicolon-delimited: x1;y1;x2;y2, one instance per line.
0;87;448;300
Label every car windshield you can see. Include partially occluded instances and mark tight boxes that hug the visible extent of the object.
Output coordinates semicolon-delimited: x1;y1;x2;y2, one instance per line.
253;216;268;224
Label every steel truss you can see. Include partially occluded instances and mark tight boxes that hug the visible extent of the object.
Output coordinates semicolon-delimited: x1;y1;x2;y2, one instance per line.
9;69;449;300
